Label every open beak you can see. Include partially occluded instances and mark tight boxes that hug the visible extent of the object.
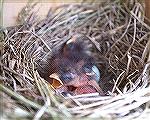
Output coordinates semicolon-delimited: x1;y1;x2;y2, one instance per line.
49;73;63;88
88;80;104;95
49;73;104;95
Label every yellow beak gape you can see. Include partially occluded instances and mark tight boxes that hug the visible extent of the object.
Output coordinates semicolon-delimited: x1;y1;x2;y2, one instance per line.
49;73;63;88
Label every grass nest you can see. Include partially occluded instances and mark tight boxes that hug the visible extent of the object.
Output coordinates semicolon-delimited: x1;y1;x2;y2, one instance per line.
1;0;150;119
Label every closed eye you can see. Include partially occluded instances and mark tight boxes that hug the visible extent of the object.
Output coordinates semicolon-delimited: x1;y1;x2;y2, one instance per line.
82;65;92;73
82;65;100;83
60;72;74;82
66;43;75;50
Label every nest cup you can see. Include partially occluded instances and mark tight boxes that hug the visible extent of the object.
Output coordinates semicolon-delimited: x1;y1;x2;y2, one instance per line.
1;0;150;119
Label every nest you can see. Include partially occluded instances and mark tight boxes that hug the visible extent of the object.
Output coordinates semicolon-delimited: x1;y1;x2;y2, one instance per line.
1;0;150;119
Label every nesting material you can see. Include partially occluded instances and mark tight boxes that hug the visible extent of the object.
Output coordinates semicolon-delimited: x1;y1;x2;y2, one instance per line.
1;0;150;119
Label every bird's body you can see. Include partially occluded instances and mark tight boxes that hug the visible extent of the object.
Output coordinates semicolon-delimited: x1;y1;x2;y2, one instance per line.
38;35;104;96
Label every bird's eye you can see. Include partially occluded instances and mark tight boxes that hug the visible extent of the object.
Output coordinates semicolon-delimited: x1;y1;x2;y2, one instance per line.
82;65;100;83
66;43;74;50
60;72;74;82
83;65;92;73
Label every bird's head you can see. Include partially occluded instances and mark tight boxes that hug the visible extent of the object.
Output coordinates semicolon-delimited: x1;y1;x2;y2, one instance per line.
63;35;92;58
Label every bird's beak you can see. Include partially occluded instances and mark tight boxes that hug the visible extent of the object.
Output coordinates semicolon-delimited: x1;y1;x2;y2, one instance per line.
49;73;63;88
88;80;104;95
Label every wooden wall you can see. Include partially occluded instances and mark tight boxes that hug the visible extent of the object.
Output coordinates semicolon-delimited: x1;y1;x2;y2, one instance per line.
3;0;150;27
145;0;150;25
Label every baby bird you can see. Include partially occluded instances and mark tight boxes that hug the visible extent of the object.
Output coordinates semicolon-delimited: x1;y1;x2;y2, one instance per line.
37;35;104;96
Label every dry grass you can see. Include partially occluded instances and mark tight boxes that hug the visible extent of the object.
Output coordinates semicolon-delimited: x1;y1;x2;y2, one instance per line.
1;0;150;119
